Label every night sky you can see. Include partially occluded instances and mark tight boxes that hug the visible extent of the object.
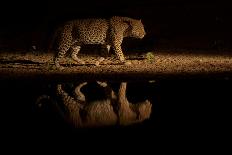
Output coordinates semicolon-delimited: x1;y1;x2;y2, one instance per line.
0;0;232;51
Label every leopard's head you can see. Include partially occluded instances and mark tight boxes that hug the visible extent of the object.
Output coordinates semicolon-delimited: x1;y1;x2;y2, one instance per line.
129;19;146;39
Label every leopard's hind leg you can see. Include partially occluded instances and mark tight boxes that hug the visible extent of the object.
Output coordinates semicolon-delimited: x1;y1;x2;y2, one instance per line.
95;44;111;66
54;39;72;70
71;45;85;65
55;47;69;70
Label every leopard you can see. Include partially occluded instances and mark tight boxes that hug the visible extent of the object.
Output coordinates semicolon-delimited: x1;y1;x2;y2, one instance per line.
50;16;146;69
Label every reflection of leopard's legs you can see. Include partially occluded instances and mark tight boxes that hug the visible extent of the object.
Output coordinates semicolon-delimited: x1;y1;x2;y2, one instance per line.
57;84;84;110
97;81;117;100
118;82;128;104
96;81;107;87
117;82;137;125
74;82;88;102
95;81;118;118
57;84;84;127
71;45;85;65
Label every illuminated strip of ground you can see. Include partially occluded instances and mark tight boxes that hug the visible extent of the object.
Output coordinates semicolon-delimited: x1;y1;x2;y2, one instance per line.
0;50;232;81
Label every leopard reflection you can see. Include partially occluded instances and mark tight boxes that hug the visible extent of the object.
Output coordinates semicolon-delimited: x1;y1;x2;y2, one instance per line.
36;82;152;128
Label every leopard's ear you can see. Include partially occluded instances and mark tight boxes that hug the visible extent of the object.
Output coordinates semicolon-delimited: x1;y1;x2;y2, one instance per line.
124;20;133;27
109;16;134;34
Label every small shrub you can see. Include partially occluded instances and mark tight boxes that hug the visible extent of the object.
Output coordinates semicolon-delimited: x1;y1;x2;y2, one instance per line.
146;52;155;63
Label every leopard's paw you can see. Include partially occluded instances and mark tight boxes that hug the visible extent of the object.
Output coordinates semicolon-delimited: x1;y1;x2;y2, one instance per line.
95;57;105;66
124;61;132;65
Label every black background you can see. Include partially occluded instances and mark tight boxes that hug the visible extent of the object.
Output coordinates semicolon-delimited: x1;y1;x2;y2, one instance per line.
0;0;232;51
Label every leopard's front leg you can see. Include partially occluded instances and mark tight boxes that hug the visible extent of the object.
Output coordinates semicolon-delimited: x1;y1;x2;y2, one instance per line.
112;36;131;65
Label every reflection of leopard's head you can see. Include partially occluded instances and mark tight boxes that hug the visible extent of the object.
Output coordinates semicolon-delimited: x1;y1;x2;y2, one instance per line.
137;100;152;120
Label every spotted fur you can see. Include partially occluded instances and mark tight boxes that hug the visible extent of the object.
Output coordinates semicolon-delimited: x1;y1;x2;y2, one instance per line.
51;16;146;69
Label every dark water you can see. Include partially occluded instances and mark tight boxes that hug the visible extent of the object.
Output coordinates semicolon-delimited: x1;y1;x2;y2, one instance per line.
0;78;230;153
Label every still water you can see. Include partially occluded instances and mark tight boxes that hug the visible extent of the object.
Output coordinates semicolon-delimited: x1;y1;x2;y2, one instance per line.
0;78;230;152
